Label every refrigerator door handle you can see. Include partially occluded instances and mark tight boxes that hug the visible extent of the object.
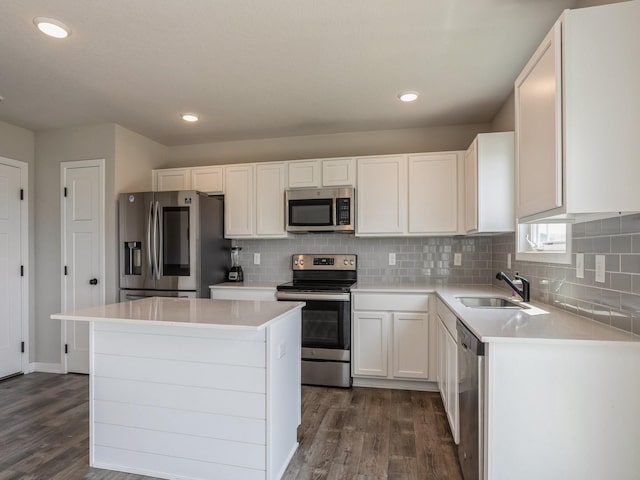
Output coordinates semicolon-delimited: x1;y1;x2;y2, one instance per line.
147;201;154;277
153;201;161;280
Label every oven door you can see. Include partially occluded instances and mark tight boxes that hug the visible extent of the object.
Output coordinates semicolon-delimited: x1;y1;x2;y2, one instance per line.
276;291;350;353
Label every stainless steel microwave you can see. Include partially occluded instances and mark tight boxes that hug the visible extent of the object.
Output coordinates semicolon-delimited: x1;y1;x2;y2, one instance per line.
285;187;355;233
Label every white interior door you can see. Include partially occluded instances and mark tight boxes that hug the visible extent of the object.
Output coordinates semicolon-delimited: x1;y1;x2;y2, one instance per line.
0;162;24;379
62;160;104;374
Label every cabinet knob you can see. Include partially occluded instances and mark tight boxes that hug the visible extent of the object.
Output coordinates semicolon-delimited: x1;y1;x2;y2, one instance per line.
89;278;98;285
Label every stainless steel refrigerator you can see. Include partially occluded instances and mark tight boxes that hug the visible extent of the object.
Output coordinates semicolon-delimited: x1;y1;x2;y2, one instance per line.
119;190;230;301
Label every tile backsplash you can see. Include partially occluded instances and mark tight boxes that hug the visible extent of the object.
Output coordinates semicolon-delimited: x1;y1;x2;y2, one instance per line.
491;213;640;336
236;234;493;285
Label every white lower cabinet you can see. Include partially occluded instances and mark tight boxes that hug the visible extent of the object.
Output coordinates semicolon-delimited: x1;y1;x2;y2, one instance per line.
436;297;459;444
352;292;431;385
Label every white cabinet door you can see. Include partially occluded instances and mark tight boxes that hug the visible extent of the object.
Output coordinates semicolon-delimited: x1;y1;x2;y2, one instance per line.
224;164;255;237
356;156;406;235
153;169;190;192
190;166;224;194
445;327;459;444
408;153;459;234
392;312;429;379
255;162;287;237
464;140;478;233
288;160;321;188
515;23;562;219
353;311;389;377
322;158;355;186
437;318;447;406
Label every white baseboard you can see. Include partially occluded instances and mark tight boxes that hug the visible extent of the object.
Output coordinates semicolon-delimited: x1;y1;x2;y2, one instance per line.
32;362;64;374
352;377;438;392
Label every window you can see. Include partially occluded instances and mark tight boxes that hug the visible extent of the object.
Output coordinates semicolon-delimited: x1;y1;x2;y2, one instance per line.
516;222;572;264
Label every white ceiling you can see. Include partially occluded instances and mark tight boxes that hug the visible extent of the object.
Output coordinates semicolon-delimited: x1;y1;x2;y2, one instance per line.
0;0;581;146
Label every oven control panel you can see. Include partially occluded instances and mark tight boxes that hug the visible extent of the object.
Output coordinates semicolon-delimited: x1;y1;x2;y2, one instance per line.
292;254;356;270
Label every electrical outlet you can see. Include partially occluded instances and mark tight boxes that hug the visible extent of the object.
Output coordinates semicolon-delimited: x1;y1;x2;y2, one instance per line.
254;253;261;265
595;255;605;283
576;253;584;279
453;253;462;266
507;253;512;269
389;253;396;266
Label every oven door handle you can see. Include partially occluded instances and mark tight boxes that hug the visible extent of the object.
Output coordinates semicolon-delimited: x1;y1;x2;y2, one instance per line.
276;292;350;302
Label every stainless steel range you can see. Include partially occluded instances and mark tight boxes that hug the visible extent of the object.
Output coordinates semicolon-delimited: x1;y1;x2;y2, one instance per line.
276;254;356;388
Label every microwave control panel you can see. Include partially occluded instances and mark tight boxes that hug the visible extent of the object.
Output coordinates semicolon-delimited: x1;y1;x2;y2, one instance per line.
336;198;351;225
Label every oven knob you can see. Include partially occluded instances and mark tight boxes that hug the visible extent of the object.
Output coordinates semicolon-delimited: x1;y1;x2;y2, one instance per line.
350;260;355;266
294;259;298;265
343;259;348;265
299;259;304;266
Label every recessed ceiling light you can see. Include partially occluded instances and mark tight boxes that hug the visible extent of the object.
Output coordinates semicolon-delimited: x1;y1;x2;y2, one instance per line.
33;17;71;39
398;91;419;102
181;113;199;122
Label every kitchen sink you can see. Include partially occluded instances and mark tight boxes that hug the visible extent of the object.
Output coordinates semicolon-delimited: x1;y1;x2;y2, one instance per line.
456;296;530;309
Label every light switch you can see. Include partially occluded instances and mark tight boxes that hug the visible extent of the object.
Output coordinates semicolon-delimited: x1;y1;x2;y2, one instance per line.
254;253;261;265
453;253;462;266
576;253;584;279
389;253;396;266
595;255;605;283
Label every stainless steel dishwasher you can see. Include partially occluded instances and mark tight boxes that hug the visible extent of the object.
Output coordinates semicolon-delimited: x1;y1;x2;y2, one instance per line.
457;319;485;480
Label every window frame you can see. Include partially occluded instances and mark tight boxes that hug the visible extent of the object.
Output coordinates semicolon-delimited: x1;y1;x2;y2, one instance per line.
515;221;572;264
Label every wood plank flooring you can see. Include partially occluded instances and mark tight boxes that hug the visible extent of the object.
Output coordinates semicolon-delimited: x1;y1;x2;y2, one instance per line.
0;373;462;480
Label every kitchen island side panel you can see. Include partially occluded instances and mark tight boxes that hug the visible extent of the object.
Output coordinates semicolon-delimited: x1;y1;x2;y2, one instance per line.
90;321;269;480
485;341;640;480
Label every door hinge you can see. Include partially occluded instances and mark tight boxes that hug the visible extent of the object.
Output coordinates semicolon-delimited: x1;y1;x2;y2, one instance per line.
65;344;68;354
64;266;68;276
20;189;24;200
20;265;24;277
64;187;67;197
21;341;25;353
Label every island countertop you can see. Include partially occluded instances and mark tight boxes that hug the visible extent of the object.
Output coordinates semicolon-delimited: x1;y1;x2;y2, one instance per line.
51;296;305;331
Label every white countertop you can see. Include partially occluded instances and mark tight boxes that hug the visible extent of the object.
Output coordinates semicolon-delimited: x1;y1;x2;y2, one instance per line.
51;297;304;331
210;282;279;289
353;282;640;344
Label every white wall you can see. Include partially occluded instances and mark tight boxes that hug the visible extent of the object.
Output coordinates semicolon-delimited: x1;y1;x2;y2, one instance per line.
165;124;491;167
115;125;167;193
34;124;117;364
0;120;36;362
491;94;515;132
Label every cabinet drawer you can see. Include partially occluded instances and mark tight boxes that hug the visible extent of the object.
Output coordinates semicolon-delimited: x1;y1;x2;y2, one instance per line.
353;293;429;312
436;298;458;339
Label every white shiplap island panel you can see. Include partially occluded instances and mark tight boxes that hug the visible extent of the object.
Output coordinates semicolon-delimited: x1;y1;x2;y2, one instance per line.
51;297;304;480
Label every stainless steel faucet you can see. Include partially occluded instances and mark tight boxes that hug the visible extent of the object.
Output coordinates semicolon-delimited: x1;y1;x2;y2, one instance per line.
496;271;530;302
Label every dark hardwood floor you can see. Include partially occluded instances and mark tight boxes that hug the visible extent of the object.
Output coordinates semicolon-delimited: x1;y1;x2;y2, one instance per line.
0;373;462;480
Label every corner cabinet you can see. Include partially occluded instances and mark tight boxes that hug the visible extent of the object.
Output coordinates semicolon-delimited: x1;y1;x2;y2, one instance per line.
356;152;463;236
224;163;288;239
352;291;432;389
515;1;640;222
464;132;515;233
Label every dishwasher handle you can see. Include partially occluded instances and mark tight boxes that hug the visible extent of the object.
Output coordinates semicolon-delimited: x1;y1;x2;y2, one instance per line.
457;319;485;356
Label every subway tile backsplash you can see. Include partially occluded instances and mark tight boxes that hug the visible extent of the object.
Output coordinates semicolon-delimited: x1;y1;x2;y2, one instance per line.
234;214;640;337
236;234;493;285
491;213;640;336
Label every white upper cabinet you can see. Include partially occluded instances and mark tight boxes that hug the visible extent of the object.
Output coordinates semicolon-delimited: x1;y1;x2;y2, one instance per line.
288;158;356;188
357;152;463;236
515;2;640;222
287;160;321;188
464;132;515;233
224;164;255;238
356;156;407;235
152;168;190;191
408;153;459;234
321;158;356;187
224;163;288;239
255;162;287;237
190;166;224;194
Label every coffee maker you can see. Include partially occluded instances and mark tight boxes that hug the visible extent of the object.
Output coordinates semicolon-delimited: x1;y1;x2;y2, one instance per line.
228;245;244;282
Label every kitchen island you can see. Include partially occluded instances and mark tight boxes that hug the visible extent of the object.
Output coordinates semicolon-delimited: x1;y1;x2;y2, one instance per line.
51;297;305;480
